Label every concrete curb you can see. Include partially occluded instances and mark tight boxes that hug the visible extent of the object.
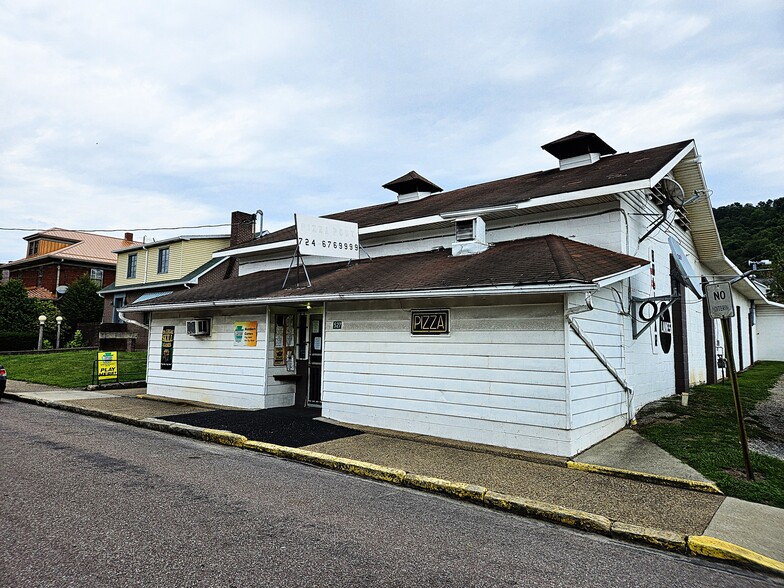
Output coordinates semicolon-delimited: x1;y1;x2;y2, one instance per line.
8;392;783;577
610;521;687;554
566;460;723;495
484;490;613;535
244;440;407;484
688;536;784;576
403;473;487;503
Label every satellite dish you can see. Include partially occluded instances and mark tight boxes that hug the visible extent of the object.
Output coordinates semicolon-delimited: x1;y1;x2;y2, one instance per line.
655;177;686;209
668;236;702;298
56;285;69;295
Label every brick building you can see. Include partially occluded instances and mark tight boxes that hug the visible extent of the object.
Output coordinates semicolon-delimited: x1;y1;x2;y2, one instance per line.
1;229;139;299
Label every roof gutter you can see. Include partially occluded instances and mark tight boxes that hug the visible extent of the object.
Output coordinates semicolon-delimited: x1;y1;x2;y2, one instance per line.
128;282;601;313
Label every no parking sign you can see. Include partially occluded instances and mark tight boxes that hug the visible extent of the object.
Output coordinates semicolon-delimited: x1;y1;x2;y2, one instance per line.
705;282;734;319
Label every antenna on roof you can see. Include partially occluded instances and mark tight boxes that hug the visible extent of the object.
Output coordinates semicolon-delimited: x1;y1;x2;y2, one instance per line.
638;178;685;243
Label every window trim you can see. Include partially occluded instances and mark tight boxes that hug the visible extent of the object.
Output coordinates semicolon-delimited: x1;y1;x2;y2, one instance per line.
157;248;170;274
127;253;137;279
90;268;104;286
112;294;127;324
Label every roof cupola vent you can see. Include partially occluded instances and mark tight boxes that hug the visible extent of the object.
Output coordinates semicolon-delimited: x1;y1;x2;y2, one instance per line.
383;171;442;204
541;131;616;171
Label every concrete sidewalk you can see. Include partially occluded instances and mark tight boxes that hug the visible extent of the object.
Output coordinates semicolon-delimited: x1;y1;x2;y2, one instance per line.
3;380;783;576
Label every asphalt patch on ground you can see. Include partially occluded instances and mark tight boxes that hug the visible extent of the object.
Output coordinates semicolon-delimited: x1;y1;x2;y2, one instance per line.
159;406;363;447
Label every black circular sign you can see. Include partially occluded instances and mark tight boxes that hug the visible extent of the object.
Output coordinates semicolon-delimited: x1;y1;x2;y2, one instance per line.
659;305;673;354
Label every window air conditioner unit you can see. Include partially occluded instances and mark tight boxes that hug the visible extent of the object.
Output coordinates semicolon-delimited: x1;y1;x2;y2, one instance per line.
186;319;211;336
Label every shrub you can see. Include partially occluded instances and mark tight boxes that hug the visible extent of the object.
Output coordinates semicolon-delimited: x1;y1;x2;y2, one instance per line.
0;331;39;351
66;330;85;348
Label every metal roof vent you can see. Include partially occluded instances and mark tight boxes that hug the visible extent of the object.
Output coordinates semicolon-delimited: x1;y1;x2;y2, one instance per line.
541;131;616;171
383;171;443;204
452;216;488;256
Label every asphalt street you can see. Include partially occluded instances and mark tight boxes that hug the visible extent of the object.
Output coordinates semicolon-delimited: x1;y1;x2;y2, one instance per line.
1;400;778;588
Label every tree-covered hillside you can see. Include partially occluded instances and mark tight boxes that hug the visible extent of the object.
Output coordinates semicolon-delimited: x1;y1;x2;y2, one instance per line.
714;197;784;300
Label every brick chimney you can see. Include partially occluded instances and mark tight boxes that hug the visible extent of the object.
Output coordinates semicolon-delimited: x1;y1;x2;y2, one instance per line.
124;232;134;241
231;211;256;246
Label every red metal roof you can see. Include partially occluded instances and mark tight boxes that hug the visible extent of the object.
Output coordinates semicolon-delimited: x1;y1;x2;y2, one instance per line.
3;229;140;268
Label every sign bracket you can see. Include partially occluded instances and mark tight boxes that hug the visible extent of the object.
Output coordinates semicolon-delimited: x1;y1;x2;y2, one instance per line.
282;243;312;290
631;292;680;340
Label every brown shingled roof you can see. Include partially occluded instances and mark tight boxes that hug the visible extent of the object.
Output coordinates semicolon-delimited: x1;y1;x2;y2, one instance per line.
134;235;648;308
222;139;692;252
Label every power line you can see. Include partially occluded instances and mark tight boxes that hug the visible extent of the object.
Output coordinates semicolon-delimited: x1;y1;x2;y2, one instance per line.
0;220;257;233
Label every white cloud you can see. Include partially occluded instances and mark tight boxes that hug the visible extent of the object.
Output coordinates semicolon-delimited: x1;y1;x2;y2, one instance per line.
0;1;782;261
594;9;711;48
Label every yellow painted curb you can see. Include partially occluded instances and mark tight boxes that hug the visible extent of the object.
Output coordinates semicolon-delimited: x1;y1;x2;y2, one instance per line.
611;521;687;554
403;473;487;503
202;428;248;447
688;536;784;576
567;461;723;495
484;490;612;535
243;441;406;484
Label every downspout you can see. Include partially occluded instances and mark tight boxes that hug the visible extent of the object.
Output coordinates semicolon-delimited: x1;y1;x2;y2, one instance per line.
118;309;149;331
142;236;149;284
565;293;637;425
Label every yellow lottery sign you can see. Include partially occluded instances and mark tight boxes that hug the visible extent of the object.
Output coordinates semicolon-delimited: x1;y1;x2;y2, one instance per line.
98;351;118;381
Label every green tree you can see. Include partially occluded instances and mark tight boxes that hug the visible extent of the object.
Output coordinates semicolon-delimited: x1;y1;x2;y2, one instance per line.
715;197;784;270
769;247;784;302
0;279;37;332
58;275;103;331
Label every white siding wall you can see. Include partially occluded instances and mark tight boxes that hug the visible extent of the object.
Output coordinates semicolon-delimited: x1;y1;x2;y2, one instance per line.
565;289;628;454
756;306;784;361
723;293;755;371
490;204;625;253
147;308;269;408
621;197;714;410
237;204;624;276
321;298;570;455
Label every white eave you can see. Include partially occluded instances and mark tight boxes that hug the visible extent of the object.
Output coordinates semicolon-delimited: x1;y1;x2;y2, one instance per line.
593;264;649;288
128;281;602;312
214;215;447;258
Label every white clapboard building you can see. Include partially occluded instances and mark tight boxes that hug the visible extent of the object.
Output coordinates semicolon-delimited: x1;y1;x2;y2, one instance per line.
129;131;784;457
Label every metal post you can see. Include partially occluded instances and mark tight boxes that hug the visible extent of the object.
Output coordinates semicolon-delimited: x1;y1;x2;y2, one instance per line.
37;324;44;350
720;317;754;481
55;316;63;349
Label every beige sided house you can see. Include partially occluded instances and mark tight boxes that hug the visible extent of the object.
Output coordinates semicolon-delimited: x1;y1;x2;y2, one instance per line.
98;229;241;350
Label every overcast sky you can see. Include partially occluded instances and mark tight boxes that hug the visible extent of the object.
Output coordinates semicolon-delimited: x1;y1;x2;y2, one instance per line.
1;0;782;263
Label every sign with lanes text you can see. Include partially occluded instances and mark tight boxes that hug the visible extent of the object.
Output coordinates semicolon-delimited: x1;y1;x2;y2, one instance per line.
295;214;360;260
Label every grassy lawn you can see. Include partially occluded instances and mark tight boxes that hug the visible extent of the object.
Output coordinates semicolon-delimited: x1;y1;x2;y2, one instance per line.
636;361;784;508
0;350;148;389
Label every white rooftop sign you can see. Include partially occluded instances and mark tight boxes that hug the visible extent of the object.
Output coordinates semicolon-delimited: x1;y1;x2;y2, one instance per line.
295;214;360;260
